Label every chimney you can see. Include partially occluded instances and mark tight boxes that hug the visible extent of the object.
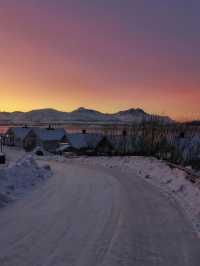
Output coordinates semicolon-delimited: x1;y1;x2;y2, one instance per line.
47;124;54;130
179;132;185;139
122;130;127;137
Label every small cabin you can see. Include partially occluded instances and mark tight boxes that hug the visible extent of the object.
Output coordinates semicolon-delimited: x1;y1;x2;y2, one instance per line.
66;133;88;152
33;127;68;153
5;127;37;151
66;133;112;155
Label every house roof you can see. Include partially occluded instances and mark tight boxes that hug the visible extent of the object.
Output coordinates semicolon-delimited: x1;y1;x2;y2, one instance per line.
67;133;104;149
33;128;67;141
7;127;32;140
84;134;104;148
67;133;88;149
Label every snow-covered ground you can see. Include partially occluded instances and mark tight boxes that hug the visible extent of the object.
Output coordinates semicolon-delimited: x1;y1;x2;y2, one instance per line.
0;147;199;265
0;159;199;266
2;146;199;238
72;156;200;237
1;146;26;166
0;147;52;207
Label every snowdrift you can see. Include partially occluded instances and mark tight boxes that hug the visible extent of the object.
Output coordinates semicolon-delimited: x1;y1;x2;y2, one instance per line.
0;156;51;207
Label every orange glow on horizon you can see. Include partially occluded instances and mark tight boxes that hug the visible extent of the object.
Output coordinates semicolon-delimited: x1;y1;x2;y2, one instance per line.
0;3;199;122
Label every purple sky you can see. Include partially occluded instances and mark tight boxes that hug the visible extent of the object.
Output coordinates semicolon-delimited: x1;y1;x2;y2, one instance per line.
0;0;200;120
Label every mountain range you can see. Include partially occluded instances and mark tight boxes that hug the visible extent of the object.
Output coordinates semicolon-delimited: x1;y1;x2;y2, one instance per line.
0;107;173;124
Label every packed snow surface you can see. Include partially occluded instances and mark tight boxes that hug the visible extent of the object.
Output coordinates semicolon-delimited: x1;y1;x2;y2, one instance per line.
0;159;199;265
0;147;199;265
75;156;200;236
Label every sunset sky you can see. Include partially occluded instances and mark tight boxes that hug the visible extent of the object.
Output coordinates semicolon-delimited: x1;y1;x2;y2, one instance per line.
0;1;200;121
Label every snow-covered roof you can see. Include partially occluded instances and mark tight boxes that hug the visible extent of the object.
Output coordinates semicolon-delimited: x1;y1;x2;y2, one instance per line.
84;134;104;149
33;128;67;141
67;133;104;149
8;127;32;140
67;133;88;149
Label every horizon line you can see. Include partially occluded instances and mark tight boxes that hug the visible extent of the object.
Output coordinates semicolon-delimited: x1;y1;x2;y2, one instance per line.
0;106;199;123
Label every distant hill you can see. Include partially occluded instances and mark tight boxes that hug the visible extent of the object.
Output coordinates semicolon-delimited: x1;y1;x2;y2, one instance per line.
113;108;173;124
0;107;174;124
70;107;117;122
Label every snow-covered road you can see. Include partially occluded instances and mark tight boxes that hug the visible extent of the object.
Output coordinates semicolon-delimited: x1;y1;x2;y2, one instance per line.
0;160;199;266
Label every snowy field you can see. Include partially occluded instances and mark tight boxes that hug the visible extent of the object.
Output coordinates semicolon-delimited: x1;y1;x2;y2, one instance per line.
73;156;200;237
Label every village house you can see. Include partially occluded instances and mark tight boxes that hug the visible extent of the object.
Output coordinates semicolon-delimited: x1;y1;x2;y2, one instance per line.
63;131;113;155
63;130;140;155
33;127;68;153
4;127;140;155
5;127;37;151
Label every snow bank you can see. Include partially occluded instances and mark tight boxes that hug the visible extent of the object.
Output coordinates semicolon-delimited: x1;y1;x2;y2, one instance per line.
0;156;52;207
76;156;200;236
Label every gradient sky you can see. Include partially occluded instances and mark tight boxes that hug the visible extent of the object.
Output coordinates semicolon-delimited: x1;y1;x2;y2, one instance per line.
0;0;200;121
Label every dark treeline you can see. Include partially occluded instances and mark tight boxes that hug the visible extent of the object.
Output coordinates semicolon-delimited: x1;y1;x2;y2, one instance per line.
102;117;200;170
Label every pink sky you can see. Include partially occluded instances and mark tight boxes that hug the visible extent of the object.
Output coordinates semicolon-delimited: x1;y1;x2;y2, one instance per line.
0;1;199;121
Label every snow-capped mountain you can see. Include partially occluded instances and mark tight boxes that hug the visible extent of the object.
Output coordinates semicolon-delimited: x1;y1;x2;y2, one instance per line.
113;108;148;122
69;107;118;122
113;108;173;123
19;109;68;123
0;107;173;124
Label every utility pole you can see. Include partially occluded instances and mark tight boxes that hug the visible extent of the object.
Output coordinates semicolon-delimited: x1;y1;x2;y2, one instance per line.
0;136;2;153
